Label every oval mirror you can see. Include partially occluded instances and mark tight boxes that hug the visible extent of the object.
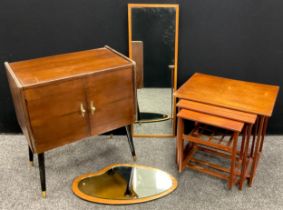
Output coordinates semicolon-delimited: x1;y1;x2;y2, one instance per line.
72;164;177;204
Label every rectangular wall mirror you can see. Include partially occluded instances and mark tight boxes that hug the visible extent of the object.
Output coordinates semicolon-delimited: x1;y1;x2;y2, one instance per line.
128;4;179;137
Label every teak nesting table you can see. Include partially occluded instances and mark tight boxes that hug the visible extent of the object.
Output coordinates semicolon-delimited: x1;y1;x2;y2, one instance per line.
174;73;279;188
5;46;137;197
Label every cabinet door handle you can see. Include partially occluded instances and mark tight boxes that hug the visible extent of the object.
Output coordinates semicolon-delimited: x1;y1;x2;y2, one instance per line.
90;101;96;114
80;103;86;117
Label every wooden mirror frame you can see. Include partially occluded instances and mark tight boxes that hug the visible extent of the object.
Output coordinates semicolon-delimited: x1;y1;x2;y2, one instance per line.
72;163;178;204
128;4;179;138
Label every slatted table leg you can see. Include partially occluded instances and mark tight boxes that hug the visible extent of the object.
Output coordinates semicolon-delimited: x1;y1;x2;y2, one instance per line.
177;117;184;172
239;124;252;190
228;132;239;189
239;126;247;159
250;117;259;157
248;116;265;187
259;117;269;152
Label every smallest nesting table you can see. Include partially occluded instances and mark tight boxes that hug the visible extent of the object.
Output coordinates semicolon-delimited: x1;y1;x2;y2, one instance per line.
174;73;279;187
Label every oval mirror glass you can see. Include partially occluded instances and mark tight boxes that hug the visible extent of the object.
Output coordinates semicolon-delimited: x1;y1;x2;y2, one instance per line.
72;164;177;204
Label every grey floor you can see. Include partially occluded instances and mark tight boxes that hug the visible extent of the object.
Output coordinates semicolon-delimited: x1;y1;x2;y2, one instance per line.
0;134;282;210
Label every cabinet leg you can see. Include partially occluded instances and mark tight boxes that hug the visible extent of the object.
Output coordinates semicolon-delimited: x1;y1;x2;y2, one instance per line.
125;125;136;161
38;153;46;198
28;146;34;166
137;98;141;122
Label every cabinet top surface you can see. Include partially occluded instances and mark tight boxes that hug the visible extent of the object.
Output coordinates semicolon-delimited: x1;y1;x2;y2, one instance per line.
7;47;132;87
174;73;280;117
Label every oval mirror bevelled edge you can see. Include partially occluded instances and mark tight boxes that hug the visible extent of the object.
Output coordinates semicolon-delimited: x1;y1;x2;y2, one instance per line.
72;163;178;205
128;4;179;138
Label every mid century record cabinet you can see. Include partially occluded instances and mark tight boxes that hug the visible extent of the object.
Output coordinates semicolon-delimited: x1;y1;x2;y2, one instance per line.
5;46;137;197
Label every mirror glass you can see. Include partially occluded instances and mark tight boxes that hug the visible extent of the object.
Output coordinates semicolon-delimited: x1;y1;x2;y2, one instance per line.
72;164;177;204
128;4;179;137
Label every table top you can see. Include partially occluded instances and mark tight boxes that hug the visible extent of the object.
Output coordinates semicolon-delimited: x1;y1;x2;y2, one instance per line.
6;46;132;87
174;73;279;117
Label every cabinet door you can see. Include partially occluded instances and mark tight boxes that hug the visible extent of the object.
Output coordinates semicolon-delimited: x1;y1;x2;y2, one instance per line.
86;68;135;135
25;79;90;153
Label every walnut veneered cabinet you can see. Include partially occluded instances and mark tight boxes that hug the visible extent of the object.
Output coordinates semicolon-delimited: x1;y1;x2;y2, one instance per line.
5;46;137;197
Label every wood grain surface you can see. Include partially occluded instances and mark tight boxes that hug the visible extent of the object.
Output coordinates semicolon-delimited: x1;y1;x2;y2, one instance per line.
8;47;132;88
175;73;279;116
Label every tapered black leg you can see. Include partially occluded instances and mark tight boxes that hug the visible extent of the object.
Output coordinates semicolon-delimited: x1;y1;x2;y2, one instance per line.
137;98;141;121
38;153;46;198
28;146;34;166
125;125;136;161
